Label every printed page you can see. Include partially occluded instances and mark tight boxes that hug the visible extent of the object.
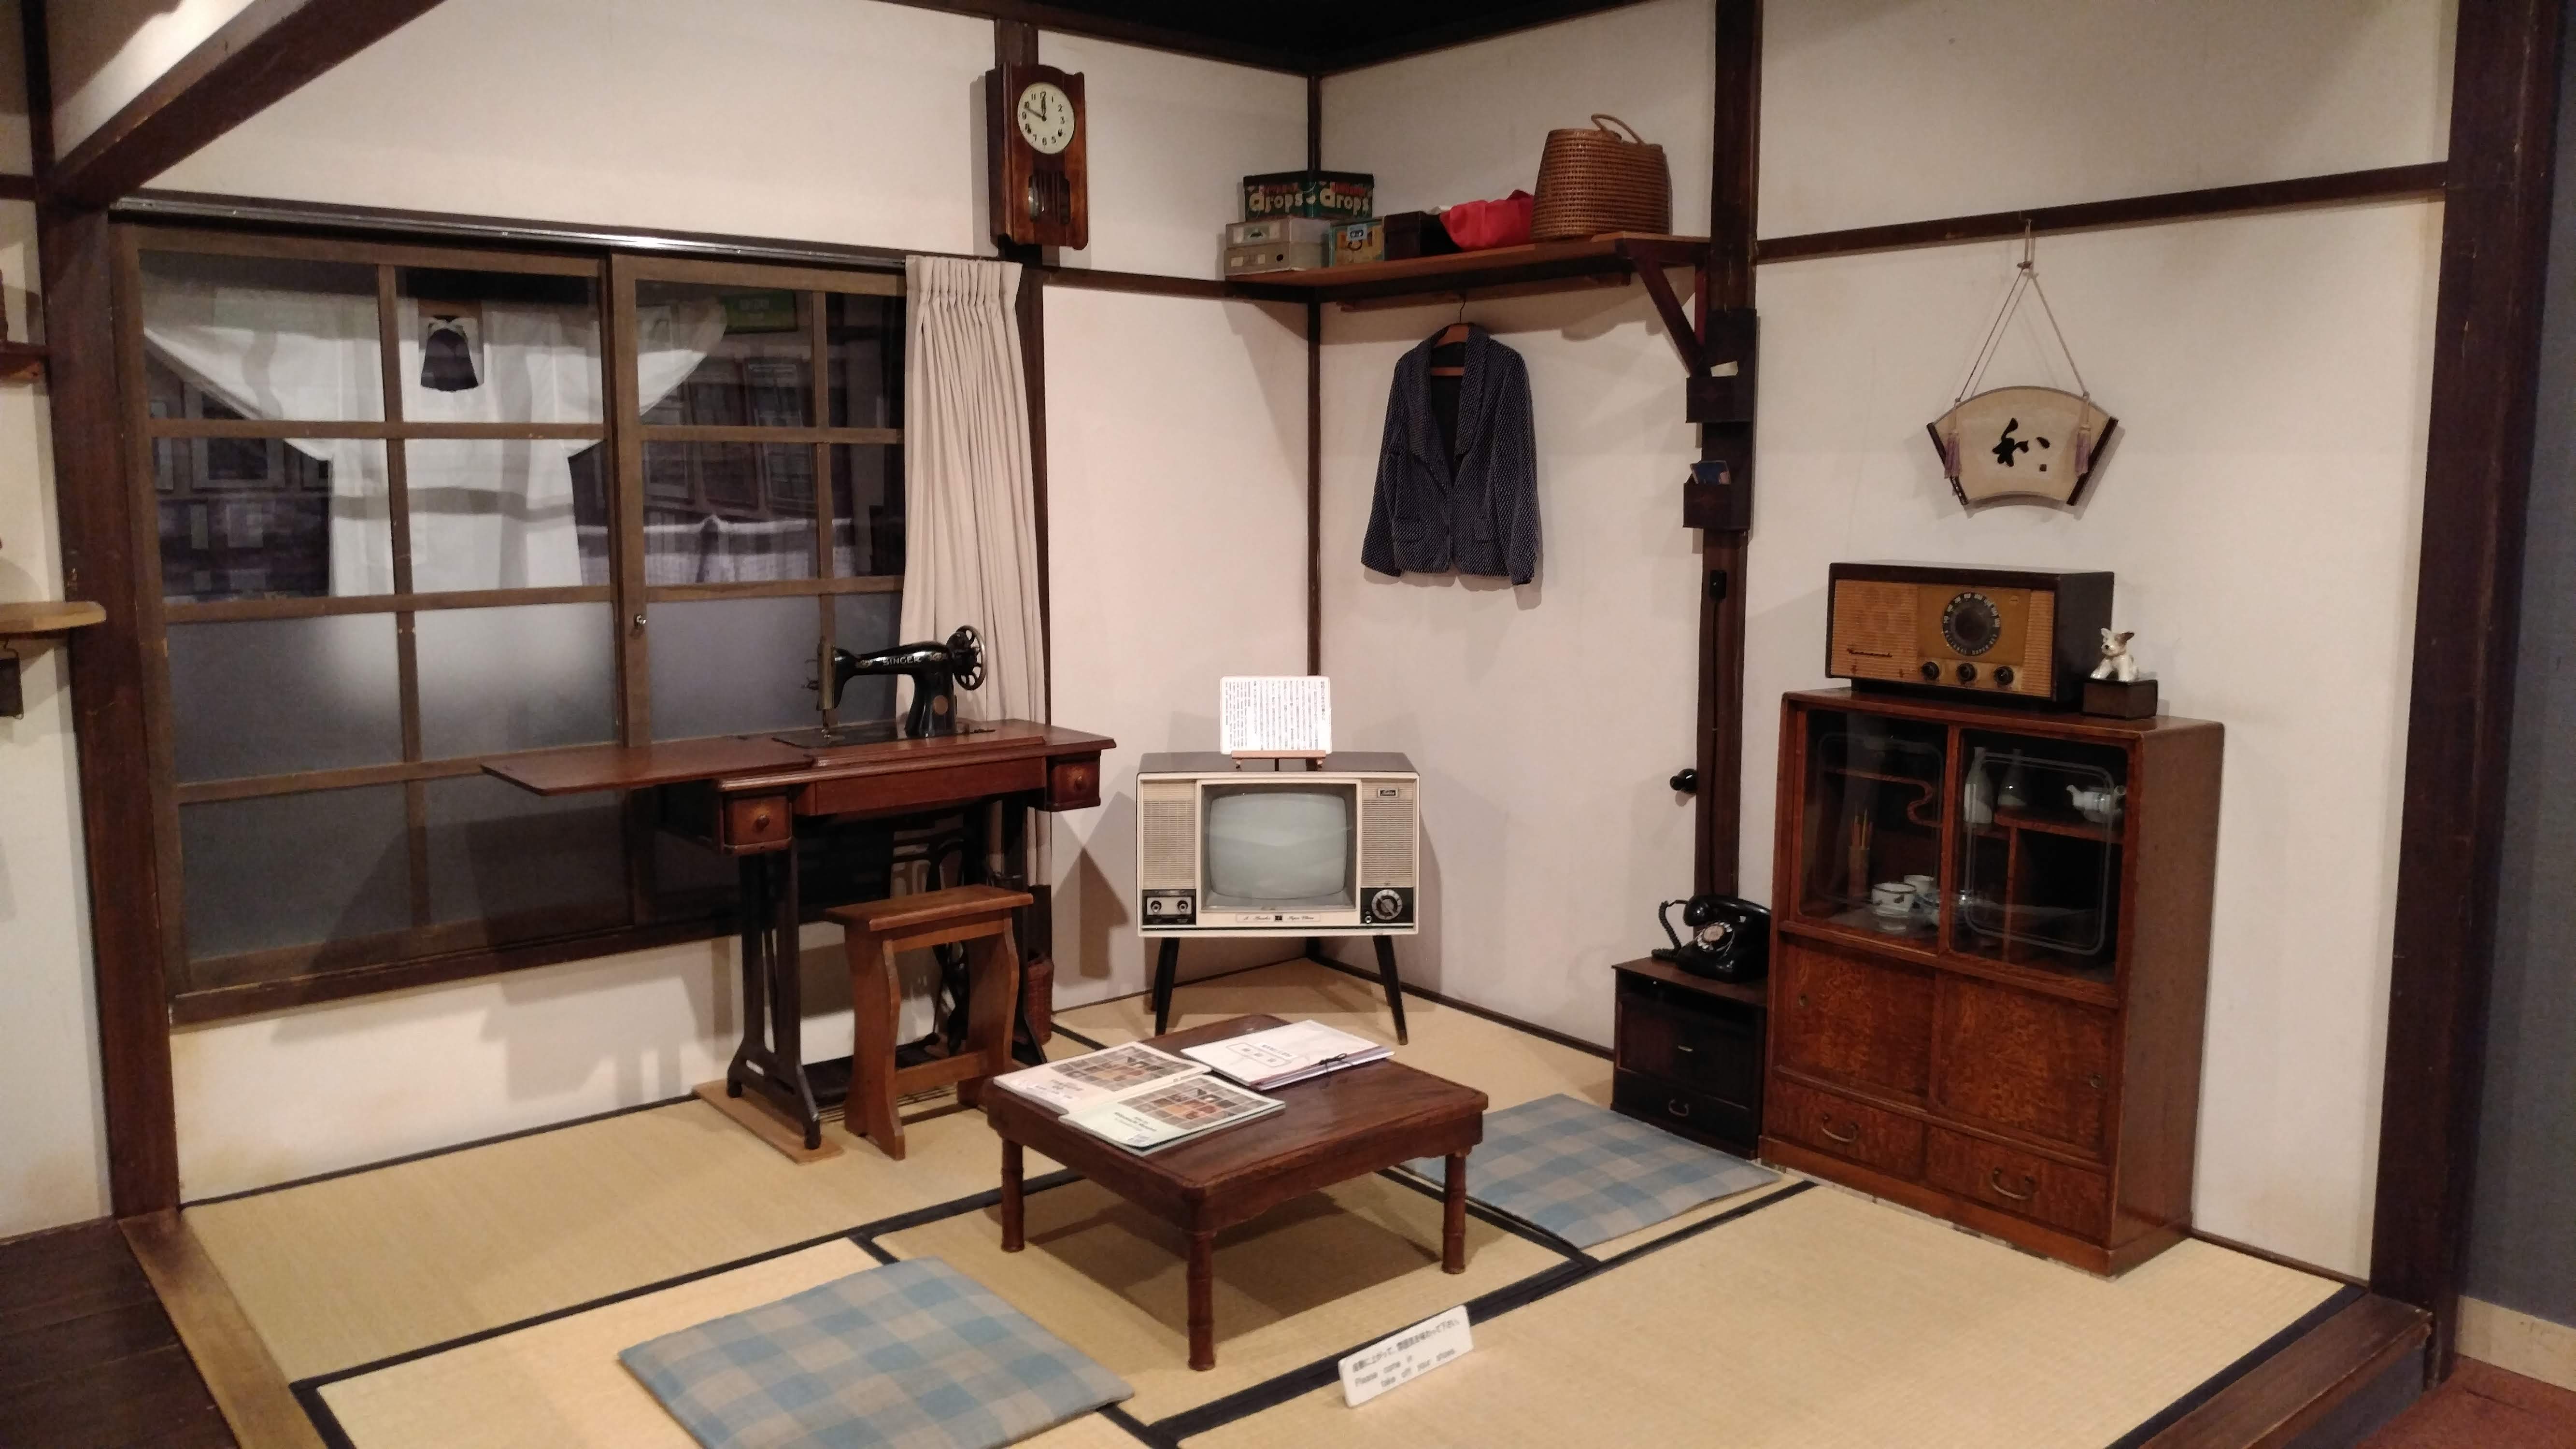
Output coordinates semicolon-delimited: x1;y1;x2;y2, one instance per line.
1220;676;1332;756
1064;1075;1285;1152
992;1042;1206;1114
1183;1020;1386;1087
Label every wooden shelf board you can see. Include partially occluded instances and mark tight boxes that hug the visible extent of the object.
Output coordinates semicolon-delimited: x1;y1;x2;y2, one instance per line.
0;600;107;635
0;340;47;382
1228;231;1710;307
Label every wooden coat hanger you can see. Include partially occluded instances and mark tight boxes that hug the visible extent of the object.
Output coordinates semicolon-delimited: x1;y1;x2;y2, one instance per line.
1430;298;1469;377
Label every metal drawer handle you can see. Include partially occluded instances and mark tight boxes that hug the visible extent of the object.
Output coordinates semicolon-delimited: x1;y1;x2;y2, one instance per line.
2087;1074;2104;1091
1675;1043;1695;1054
1819;1118;1858;1145
1665;1099;1692;1119
1987;1168;2037;1202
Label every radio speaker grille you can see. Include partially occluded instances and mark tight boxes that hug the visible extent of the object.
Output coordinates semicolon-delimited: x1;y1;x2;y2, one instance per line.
1138;782;1196;887
1361;791;1416;888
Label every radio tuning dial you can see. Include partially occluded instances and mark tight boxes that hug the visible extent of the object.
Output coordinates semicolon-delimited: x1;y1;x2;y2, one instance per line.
1940;591;2002;657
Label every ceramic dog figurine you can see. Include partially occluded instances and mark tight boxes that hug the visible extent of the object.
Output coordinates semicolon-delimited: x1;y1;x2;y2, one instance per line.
2091;628;2140;683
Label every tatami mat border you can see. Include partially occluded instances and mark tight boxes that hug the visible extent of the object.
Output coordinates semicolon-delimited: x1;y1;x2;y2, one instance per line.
183;1092;699;1209
2106;1281;2368;1448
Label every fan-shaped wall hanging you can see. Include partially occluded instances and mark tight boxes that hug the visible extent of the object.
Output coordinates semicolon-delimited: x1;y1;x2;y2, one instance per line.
1928;231;2117;508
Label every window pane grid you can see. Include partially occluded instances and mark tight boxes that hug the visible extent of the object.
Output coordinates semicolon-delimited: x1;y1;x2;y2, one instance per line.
138;238;905;1010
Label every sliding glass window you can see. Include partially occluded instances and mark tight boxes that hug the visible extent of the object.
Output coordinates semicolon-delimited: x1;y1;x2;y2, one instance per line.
125;231;905;1019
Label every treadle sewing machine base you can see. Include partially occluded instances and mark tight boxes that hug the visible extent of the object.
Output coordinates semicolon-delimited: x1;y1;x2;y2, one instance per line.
485;720;1111;1151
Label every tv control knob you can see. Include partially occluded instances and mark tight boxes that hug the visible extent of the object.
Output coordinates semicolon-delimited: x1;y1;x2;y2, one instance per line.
1956;662;1978;684
1369;888;1404;921
1993;665;2016;688
1919;661;1942;682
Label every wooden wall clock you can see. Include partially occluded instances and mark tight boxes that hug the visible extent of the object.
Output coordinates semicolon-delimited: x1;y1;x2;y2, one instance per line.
987;62;1088;251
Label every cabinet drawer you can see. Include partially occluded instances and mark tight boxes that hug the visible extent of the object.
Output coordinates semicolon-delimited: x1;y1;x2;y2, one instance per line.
1769;1078;1925;1179
1614;1069;1758;1151
1774;939;1935;1098
1933;976;2115;1155
725;795;793;849
1618;990;1762;1105
1924;1127;2109;1239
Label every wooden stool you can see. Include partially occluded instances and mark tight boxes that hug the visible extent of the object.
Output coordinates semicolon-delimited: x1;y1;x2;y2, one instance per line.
829;883;1034;1161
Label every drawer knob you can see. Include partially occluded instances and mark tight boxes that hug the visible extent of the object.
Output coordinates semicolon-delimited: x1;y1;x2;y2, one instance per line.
1675;1043;1695;1054
1797;994;1809;1009
1666;1099;1692;1120
752;810;773;830
1987;1168;2037;1202
2087;1074;2104;1091
1819;1118;1858;1145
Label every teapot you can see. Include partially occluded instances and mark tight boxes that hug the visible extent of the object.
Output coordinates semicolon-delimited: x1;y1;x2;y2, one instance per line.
2065;782;2126;824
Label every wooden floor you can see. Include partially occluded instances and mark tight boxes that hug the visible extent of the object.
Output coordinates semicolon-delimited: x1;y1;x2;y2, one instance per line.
0;1220;235;1449
2361;1358;2576;1448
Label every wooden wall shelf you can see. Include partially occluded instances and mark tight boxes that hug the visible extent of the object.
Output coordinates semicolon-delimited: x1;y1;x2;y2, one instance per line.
0;341;47;383
1229;232;1711;308
0;601;107;635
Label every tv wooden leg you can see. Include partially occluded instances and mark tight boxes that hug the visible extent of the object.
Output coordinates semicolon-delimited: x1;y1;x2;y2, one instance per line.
1000;1139;1025;1252
1373;934;1409;1045
1154;937;1181;1036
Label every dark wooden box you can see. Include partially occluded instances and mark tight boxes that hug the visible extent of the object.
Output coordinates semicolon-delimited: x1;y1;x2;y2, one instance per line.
1382;210;1459;261
1612;955;1766;1155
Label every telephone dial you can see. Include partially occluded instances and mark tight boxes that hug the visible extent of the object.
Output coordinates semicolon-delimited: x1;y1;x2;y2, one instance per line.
1653;894;1771;981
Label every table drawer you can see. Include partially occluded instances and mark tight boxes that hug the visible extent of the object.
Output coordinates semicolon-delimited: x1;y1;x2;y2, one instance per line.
1613;1069;1758;1151
1617;989;1762;1104
1769;1077;1924;1180
803;757;1046;818
724;795;793;849
1924;1126;2109;1240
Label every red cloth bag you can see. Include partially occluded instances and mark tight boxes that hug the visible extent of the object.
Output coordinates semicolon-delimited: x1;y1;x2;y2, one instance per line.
1440;190;1534;250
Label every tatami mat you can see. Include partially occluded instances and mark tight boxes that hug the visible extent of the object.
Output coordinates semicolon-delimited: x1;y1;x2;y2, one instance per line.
190;959;2346;1449
312;1239;1141;1449
190;1051;1085;1380
1054;956;1615;1115
877;1172;1570;1423
1189;1182;2345;1449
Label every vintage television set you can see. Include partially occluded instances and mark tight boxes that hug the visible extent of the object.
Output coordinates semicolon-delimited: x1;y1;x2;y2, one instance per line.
1134;752;1418;937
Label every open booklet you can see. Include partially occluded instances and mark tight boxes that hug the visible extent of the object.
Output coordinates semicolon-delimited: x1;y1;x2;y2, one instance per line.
993;1041;1285;1153
1181;1019;1390;1091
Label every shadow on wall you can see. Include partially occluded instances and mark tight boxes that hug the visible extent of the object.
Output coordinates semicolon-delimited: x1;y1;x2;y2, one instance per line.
1063;786;1136;993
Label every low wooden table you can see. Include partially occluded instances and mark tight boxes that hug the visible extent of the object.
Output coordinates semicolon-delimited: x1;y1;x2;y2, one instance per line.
981;1014;1487;1370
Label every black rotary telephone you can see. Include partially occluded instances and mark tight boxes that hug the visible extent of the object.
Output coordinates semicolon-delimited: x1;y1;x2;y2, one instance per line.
1653;894;1771;981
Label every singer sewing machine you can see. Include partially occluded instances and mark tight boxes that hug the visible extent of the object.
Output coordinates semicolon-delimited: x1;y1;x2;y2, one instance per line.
781;625;992;750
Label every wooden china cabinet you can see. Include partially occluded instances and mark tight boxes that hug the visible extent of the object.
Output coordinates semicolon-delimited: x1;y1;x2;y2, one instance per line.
1761;688;2222;1274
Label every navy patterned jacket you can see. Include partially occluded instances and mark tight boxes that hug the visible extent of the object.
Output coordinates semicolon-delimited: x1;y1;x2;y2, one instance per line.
1361;324;1539;585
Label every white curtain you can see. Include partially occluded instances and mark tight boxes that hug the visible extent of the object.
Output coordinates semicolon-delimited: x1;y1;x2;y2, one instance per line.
145;281;724;595
900;256;1047;724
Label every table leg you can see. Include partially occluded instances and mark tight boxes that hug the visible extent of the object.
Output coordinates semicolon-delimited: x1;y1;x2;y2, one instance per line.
726;851;767;1098
1187;1228;1217;1370
1442;1152;1468;1274
1000;1139;1025;1252
770;848;821;1150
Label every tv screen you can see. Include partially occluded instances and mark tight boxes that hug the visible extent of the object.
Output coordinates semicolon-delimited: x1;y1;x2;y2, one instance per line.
1202;785;1354;910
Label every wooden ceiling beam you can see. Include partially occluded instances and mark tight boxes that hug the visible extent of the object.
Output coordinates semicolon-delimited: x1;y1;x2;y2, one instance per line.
47;0;447;209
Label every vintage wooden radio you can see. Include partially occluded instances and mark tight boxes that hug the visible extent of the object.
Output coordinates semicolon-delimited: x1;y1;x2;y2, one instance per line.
1825;563;2112;708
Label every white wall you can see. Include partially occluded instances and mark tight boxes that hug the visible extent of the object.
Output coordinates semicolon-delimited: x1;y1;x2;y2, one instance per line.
1041;34;1308;279
0;192;113;1236
76;0;1314;1197
46;0;259;154
1748;207;2437;1278
1760;0;2454;237
1313;1;1715;1042
1315;0;2448;1279
1043;288;1312;1003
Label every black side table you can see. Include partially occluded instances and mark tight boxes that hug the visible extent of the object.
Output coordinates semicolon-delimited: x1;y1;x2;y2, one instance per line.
1610;954;1766;1157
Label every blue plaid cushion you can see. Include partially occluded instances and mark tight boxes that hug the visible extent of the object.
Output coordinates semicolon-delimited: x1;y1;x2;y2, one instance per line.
1407;1094;1778;1250
620;1258;1129;1449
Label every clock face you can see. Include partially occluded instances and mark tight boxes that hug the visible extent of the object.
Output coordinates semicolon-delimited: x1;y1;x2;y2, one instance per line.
1016;82;1076;155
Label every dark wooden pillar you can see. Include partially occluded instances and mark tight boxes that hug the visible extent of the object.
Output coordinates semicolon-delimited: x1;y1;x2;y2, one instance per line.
39;204;182;1215
2369;0;2563;1381
1695;0;1760;896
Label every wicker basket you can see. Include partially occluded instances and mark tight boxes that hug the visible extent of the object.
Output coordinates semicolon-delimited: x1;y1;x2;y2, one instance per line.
1531;114;1671;242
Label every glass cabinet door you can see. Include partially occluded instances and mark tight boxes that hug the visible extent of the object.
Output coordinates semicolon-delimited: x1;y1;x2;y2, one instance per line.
1796;710;1948;943
1953;730;2127;984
